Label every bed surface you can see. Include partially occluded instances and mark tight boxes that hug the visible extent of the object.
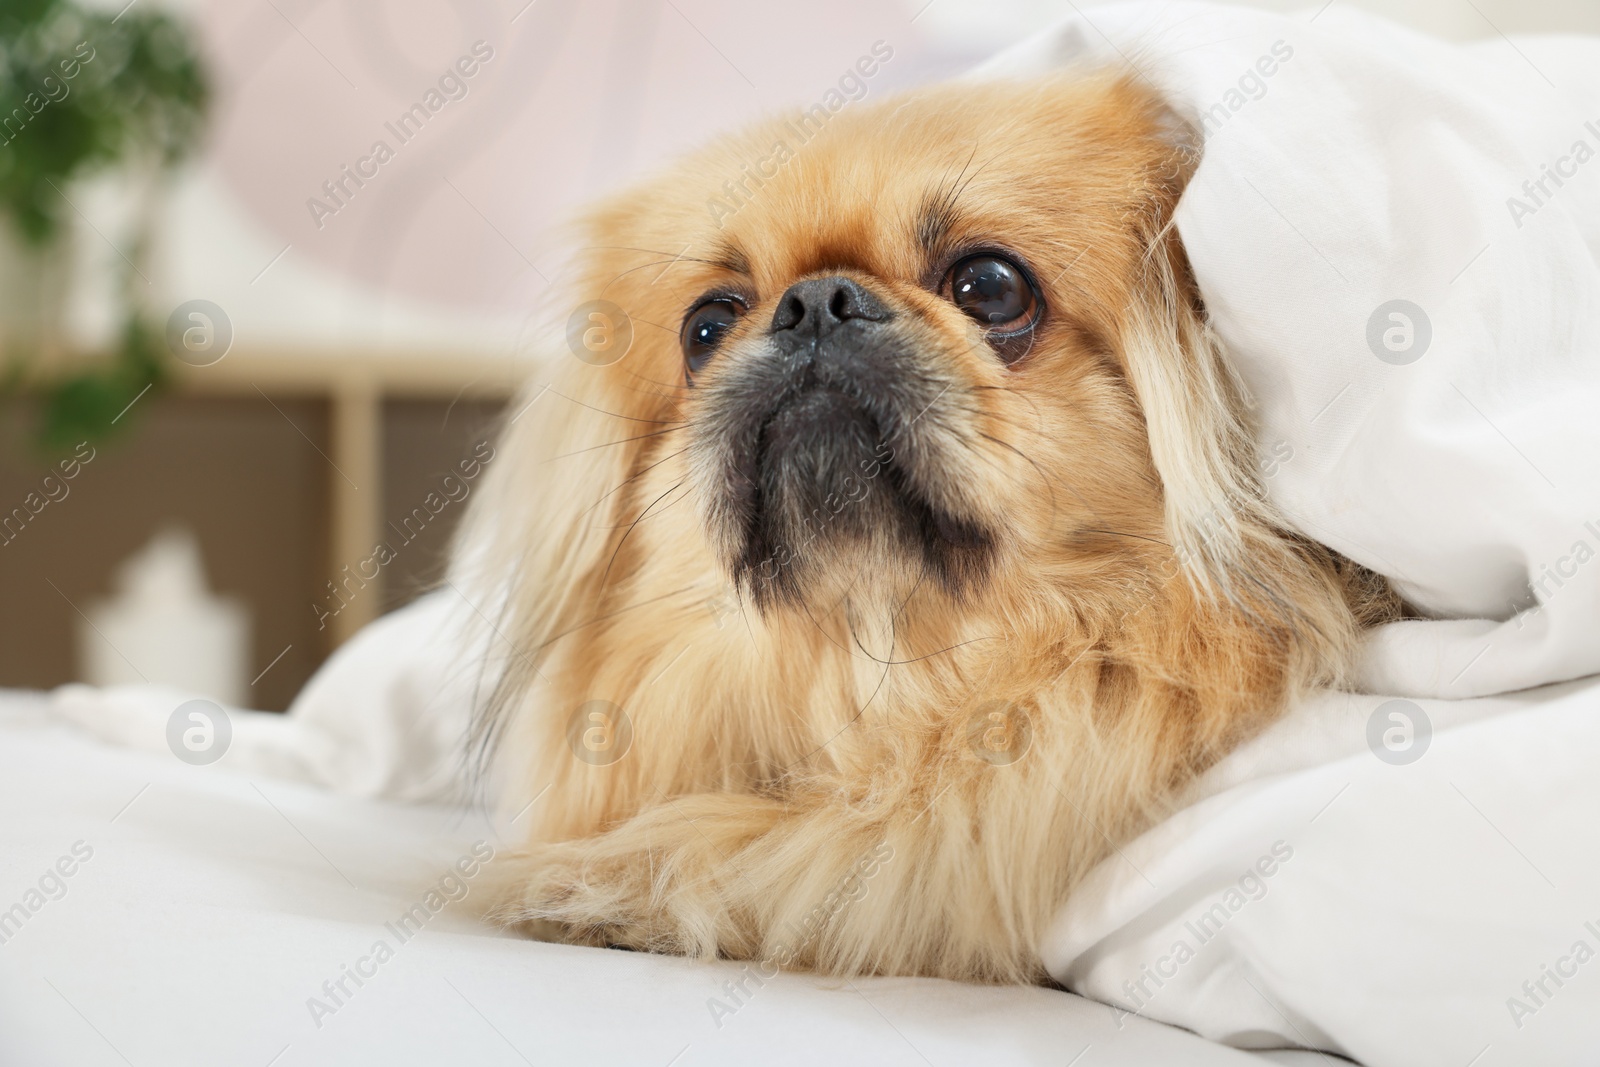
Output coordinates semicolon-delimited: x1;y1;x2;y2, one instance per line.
0;692;1326;1066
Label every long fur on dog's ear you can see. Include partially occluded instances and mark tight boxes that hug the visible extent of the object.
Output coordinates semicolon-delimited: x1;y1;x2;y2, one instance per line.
1121;230;1267;596
448;346;639;779
1113;99;1361;660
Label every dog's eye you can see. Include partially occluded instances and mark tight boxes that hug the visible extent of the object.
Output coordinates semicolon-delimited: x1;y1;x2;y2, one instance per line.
682;299;745;379
948;254;1039;332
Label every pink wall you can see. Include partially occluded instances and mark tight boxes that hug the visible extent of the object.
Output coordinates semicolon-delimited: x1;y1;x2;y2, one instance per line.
200;0;969;315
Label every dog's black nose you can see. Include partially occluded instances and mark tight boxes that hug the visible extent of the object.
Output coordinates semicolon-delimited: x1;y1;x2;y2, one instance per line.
770;276;891;335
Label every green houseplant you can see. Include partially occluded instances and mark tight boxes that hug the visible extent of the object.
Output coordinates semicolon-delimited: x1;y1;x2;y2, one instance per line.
0;0;208;451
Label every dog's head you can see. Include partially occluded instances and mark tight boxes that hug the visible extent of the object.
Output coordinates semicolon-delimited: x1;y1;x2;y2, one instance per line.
460;72;1381;794
660;73;1204;617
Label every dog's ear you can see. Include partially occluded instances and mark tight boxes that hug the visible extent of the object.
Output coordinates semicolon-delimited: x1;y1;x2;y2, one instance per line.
448;349;640;762
1112;101;1285;604
1120;232;1265;598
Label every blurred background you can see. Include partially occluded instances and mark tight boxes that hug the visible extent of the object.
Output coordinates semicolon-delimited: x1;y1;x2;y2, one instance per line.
1;0;1595;711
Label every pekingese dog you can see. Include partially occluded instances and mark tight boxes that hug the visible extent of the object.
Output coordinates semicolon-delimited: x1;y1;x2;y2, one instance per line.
454;70;1398;983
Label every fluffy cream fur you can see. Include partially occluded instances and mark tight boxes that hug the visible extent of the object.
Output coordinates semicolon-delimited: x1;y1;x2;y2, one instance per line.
452;71;1398;983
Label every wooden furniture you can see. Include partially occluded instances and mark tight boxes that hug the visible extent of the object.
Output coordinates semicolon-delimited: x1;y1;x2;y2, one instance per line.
172;350;526;644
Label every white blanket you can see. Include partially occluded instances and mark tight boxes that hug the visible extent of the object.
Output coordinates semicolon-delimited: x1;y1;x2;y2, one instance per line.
980;4;1600;703
976;4;1600;1064
0;693;1311;1066
45;5;1600;1065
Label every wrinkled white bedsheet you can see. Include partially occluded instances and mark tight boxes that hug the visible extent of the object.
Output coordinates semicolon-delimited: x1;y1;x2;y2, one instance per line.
1;691;1317;1067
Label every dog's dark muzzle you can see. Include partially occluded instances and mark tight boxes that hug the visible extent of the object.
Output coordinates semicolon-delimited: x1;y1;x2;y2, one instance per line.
700;274;990;602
